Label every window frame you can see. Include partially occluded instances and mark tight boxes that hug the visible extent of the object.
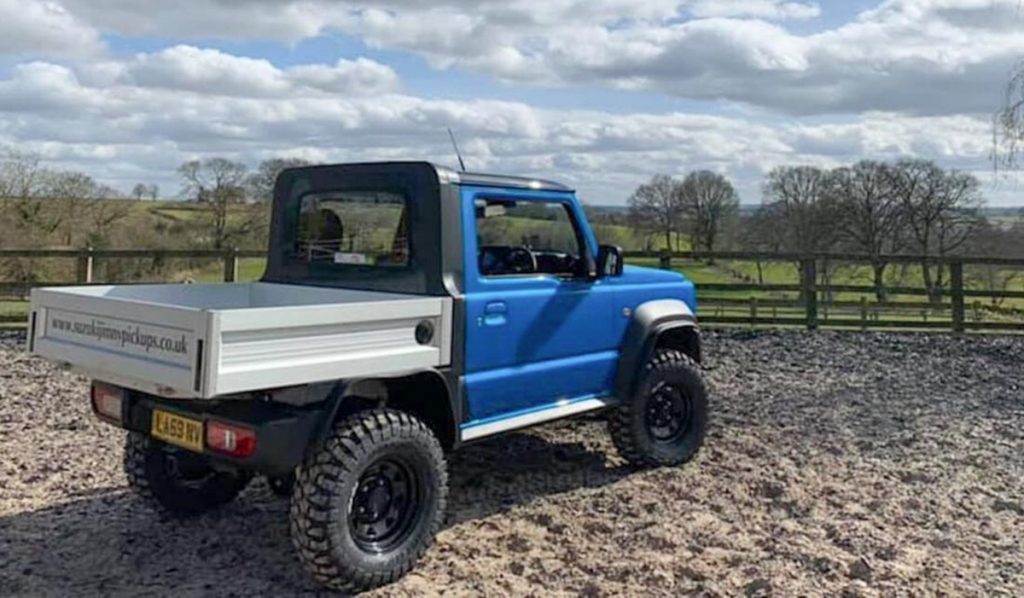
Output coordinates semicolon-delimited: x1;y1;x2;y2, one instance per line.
472;195;592;281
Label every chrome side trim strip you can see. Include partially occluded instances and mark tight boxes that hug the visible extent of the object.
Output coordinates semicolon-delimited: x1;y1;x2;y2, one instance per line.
460;397;614;441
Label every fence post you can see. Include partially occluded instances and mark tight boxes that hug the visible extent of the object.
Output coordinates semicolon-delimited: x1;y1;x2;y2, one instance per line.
659;252;672;270
750;297;758;325
950;260;965;334
801;258;818;330
76;247;94;284
860;296;868;331
223;247;239;283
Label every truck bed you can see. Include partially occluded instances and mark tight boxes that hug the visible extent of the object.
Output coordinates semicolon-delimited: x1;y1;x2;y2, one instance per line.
29;282;452;399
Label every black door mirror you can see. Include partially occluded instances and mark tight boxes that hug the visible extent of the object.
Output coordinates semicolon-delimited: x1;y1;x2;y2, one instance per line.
596;245;624;278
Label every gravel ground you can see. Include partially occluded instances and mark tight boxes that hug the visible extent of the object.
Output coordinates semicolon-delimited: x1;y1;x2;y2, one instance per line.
1;330;1022;597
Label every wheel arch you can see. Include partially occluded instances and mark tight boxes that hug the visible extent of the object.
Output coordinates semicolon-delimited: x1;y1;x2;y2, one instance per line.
312;369;458;452
615;299;701;401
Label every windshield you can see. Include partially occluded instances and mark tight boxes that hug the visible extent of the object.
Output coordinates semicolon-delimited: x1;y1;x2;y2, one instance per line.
293;191;409;268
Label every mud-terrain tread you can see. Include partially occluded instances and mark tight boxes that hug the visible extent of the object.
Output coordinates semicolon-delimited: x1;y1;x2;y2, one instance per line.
123;431;251;516
609;349;708;467
290;408;448;593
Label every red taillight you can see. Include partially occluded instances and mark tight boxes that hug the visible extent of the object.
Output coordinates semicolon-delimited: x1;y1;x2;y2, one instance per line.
91;382;124;423
206;420;256;458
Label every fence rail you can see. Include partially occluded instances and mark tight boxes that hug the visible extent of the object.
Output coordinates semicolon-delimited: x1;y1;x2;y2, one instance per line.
653;251;1023;334
2;248;1023;334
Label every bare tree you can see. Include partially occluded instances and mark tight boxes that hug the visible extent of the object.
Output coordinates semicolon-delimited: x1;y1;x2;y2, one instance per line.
995;61;1024;170
0;148;44;198
131;183;148;201
892;159;984;300
829;161;905;299
739;204;788;284
762;166;842;297
42;170;105;246
762;166;839;254
178;158;252;249
0;149;62;244
627;175;683;251
967;219;1024;307
678;170;739;255
88;188;134;246
147;184;159;200
247;157;313;202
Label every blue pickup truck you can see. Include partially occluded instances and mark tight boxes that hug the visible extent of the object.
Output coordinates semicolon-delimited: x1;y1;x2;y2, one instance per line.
29;162;708;592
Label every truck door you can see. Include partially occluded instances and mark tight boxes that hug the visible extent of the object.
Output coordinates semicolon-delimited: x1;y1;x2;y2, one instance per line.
460;187;619;434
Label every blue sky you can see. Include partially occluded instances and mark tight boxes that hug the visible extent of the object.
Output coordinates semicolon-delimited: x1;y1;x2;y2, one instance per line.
0;0;1021;205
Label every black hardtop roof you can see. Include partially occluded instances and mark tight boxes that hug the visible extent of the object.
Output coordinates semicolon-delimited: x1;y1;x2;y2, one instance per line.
282;161;574;193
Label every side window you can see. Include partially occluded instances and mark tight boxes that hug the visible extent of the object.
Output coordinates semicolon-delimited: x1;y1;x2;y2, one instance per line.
475;199;586;278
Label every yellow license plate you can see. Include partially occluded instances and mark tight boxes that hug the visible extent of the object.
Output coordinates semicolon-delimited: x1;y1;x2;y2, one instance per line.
151;410;204;453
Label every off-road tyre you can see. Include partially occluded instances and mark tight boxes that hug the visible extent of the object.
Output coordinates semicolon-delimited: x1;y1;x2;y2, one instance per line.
609;349;709;467
123;431;252;516
290;409;448;593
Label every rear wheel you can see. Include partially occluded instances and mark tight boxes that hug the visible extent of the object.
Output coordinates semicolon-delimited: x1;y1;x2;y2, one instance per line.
123;432;251;516
290;408;448;593
609;349;709;467
267;473;295;497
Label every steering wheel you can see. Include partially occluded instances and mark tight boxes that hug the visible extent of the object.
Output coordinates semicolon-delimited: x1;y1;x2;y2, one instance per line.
506;247;537;274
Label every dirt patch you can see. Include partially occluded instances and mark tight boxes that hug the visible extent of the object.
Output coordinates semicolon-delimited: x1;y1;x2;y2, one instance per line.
1;330;1022;596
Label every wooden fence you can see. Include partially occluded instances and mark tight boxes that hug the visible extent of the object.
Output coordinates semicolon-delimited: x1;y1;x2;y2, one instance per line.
638;251;1024;333
2;248;1024;333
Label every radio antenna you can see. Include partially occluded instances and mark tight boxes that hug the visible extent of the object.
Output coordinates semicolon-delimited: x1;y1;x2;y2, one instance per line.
447;128;467;172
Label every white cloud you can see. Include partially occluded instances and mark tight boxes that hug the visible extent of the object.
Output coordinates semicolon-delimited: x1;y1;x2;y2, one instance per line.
688;1;821;20
11;0;1018;116
0;0;103;57
0;49;1015;205
287;58;401;95
0;2;1018;204
78;46;400;98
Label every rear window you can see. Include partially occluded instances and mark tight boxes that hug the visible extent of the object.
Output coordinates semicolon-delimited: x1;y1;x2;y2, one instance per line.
293;191;409;268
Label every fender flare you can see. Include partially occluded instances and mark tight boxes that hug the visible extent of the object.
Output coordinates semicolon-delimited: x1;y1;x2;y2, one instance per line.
615;299;701;401
309;368;457;452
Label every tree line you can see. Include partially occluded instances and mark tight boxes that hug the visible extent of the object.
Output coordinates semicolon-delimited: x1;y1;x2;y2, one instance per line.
0;149;312;253
627;160;1024;300
3;146;1022;300
0;150;313;285
0;148;133;250
175;156;311;249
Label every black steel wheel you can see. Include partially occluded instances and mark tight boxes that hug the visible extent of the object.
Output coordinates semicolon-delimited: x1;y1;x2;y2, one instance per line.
609;349;709;467
123;432;251;516
645;381;693;444
348;457;425;553
290;409;448;593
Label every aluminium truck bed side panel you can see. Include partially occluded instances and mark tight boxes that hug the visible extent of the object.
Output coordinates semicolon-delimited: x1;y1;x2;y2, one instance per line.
212;297;449;395
29;283;452;399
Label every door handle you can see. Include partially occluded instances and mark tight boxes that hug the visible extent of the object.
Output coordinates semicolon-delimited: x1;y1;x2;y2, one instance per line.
482;301;507;326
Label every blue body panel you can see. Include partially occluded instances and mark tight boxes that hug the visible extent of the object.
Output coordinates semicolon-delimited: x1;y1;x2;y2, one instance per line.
458;185;697;430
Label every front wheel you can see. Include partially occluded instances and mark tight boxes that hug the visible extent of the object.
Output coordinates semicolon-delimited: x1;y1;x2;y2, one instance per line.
609;349;709;467
123;432;252;516
290;409;448;593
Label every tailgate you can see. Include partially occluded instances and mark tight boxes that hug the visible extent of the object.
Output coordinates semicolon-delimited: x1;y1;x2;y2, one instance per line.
29;286;210;398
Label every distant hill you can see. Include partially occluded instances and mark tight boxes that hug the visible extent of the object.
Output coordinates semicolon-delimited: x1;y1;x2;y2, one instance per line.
981;207;1023;219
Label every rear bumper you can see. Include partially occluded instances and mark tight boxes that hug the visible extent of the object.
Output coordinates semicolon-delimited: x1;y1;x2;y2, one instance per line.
106;391;328;477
